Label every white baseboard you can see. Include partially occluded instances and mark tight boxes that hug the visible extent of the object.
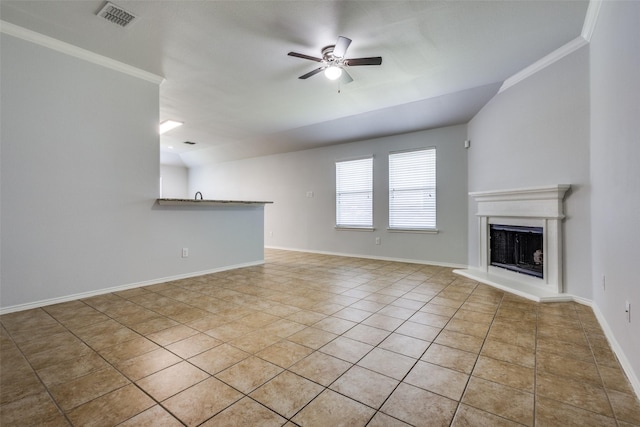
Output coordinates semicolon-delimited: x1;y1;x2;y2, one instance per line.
0;260;264;315
265;245;468;269
589;302;640;399
451;268;639;399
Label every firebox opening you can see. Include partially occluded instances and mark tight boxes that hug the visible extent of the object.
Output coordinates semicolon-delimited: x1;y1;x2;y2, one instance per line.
490;224;543;279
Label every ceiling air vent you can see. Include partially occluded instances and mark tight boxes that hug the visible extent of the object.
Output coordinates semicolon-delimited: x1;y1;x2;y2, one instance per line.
97;2;137;27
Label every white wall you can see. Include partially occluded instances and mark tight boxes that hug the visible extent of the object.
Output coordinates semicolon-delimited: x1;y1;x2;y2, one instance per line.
0;34;265;311
589;0;640;390
161;164;189;199
190;125;469;266
467;46;592;299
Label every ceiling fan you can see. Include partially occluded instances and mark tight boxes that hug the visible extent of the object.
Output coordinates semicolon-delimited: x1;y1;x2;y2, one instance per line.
288;36;382;84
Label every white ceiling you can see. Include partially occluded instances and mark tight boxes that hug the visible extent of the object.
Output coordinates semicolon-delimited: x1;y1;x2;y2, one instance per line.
1;1;589;167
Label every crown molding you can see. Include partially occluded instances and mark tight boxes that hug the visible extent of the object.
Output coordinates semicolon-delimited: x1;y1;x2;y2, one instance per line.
0;20;164;85
498;36;588;94
498;0;601;94
582;0;603;42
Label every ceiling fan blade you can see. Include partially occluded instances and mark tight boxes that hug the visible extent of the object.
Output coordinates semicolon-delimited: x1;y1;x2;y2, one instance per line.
340;69;354;84
333;36;352;58
288;52;323;62
345;57;383;66
299;67;325;79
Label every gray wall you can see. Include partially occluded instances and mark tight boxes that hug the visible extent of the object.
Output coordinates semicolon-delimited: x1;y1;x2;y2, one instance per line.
0;34;265;310
467;45;592;298
161;164;189;199
589;0;640;387
190;125;469;266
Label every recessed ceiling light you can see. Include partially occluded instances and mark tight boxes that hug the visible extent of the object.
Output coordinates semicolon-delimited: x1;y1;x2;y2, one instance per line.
159;120;183;134
168;146;174;149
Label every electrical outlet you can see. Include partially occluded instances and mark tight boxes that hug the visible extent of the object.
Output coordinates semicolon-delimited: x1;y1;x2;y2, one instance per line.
306;191;314;198
625;301;631;322
182;248;189;258
269;231;273;237
375;237;381;245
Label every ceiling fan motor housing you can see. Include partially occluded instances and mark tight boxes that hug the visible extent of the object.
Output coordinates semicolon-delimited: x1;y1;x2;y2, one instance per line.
322;45;336;60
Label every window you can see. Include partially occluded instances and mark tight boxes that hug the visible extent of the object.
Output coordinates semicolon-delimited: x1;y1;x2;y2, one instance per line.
336;157;373;229
389;147;436;230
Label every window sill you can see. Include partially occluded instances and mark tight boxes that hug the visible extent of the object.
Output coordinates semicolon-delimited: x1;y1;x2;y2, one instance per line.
335;226;375;232
387;228;439;234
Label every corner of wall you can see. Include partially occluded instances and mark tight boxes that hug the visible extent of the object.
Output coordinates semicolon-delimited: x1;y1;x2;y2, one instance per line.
590;301;640;397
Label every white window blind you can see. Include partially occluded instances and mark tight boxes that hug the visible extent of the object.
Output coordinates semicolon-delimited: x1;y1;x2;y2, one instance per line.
336;157;373;228
389;148;436;230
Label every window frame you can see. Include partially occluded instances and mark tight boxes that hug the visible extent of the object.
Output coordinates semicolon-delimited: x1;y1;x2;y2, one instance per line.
335;156;374;230
388;147;437;233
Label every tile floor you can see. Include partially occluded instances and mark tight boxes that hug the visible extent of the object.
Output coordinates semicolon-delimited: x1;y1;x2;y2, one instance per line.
1;249;639;426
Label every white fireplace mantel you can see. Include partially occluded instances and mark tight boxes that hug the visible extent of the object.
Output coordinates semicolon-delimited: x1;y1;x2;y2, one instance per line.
455;185;571;302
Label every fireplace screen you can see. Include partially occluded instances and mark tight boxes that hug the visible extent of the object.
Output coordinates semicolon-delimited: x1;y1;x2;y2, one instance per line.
490;224;543;278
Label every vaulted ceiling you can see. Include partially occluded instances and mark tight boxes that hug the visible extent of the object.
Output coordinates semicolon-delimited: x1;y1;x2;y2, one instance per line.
0;1;589;167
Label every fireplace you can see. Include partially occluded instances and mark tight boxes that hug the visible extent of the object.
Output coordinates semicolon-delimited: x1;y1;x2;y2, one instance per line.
490;224;543;278
454;185;570;301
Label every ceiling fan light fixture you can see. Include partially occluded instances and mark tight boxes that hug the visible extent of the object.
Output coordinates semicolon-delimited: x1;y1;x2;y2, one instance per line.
324;66;342;80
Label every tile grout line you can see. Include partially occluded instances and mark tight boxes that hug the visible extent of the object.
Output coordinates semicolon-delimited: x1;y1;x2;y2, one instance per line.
261;265;435;425
3;250;636;426
578;303;619;423
327;272;495;426
2;306;132;426
449;284;505;426
1;319;74;425
45;298;189;426
244;263;453;426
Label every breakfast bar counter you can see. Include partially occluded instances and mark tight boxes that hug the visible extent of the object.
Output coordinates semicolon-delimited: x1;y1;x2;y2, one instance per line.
157;198;273;206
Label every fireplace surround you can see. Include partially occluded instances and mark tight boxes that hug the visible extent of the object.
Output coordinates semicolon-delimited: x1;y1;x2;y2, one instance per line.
455;185;571;301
